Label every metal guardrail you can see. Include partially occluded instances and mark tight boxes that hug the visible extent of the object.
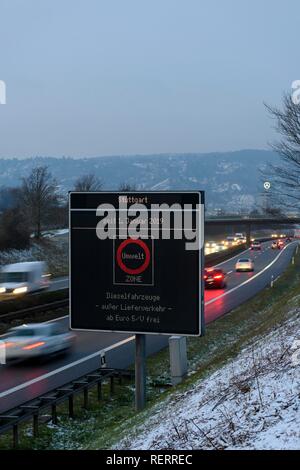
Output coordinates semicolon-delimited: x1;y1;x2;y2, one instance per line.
206;216;300;225
0;366;134;448
0;299;68;321
205;243;247;267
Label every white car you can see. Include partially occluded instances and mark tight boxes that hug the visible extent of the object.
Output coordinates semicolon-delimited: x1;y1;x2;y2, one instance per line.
4;323;75;361
235;258;254;272
0;261;51;298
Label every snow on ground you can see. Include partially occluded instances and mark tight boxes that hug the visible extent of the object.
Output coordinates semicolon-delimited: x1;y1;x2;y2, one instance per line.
116;311;300;450
0;238;68;276
30;228;69;238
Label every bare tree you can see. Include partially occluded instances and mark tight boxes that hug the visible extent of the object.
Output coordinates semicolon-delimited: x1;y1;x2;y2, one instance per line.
20;166;60;239
118;183;137;191
0;207;31;250
265;93;300;208
74;174;103;192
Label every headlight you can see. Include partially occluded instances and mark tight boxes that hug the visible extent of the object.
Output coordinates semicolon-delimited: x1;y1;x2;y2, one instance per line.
0;287;6;294
13;286;28;294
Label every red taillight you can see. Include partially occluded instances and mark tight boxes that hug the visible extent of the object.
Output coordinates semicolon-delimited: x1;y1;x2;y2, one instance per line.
22;341;45;351
204;275;208;280
213;274;223;280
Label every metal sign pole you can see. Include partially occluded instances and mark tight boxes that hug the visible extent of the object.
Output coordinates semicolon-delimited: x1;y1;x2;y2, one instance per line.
135;334;146;411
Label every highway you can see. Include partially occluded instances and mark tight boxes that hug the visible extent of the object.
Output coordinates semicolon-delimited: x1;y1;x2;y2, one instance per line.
0;240;298;413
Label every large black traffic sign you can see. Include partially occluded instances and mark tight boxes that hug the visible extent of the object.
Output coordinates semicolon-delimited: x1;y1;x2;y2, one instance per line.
69;191;204;336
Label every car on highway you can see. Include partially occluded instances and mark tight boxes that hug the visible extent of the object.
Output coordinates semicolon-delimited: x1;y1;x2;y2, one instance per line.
235;233;246;244
0;262;50;298
250;241;261;250
216;243;227;251
235;258;254;272
272;240;284;249
205;240;217;248
224;236;237;247
286;237;292;242
204;268;227;288
3;323;75;361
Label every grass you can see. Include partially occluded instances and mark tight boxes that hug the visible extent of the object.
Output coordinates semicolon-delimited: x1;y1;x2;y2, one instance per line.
0;247;299;450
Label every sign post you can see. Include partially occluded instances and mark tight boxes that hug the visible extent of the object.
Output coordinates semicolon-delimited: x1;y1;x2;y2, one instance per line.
69;191;204;410
135;334;146;411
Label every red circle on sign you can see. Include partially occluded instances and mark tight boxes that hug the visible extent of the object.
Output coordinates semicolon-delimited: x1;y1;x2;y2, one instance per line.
116;239;150;275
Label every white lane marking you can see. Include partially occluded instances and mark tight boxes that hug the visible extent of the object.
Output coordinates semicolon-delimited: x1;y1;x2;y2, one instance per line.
46;315;68;323
214;247;250;267
205;241;297;306
227;270;233;274
1;241;296;398
0;335;135;399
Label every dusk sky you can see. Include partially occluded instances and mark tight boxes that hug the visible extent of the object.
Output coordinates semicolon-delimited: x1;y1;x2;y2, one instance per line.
0;0;299;158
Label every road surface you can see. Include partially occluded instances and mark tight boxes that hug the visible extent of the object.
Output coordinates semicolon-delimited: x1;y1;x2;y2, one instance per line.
0;240;297;413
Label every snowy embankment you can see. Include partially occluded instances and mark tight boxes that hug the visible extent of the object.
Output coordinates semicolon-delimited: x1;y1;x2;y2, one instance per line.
116;311;300;450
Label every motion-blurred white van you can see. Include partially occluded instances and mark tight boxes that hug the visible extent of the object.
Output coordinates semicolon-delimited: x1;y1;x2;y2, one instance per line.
0;261;50;297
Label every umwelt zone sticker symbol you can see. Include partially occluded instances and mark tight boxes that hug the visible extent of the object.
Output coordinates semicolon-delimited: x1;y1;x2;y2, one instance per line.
113;238;154;286
116;238;151;275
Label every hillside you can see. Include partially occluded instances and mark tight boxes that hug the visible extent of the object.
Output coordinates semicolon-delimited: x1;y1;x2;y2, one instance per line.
0;150;279;213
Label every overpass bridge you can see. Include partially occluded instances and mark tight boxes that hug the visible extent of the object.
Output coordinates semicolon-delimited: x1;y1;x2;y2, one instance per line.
205;216;300;245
